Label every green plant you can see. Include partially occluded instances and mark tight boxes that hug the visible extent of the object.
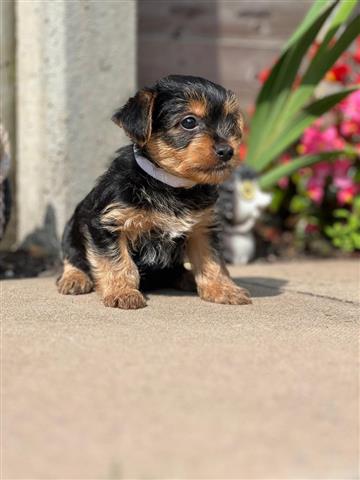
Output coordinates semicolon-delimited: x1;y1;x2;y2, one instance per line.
325;198;360;252
243;0;360;188
259;149;357;190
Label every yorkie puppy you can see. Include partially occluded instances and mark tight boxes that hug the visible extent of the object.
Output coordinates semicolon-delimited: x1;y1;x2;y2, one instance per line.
57;75;252;309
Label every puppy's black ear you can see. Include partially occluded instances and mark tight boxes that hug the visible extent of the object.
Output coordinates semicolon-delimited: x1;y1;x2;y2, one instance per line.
112;89;156;146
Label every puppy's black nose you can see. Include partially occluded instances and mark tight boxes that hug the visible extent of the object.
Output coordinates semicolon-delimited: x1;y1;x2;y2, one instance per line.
214;143;234;162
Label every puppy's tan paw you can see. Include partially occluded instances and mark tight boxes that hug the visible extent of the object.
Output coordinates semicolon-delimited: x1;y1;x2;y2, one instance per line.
199;283;252;305
57;271;93;295
103;289;147;309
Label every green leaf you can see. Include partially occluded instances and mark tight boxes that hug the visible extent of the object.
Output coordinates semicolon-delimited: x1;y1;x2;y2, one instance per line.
343;241;355;253
246;0;359;171
333;237;343;248
246;0;337;168
269;188;286;213
278;11;360;127
252;86;359;172
333;222;344;233
316;0;357;53
354;196;360;212
289;195;311;213
282;0;335;51
349;215;358;229
351;233;360;249
325;225;335;237
334;209;350;219
258;151;347;190
317;12;360;81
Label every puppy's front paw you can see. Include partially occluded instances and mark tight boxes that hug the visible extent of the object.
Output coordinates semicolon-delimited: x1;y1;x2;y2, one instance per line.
103;289;147;309
199;283;252;305
57;271;93;295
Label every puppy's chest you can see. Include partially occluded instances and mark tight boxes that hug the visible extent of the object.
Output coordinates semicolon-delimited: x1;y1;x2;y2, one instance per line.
102;204;212;266
148;211;201;240
131;229;186;269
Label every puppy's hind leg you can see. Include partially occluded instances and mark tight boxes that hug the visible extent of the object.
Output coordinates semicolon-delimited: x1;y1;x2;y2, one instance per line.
57;213;94;295
57;260;94;295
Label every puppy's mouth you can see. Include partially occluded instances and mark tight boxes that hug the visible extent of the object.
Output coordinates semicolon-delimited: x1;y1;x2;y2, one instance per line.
196;163;232;173
214;163;232;172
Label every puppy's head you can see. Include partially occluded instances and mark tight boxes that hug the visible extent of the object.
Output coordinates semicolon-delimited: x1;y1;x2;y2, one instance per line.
112;75;244;184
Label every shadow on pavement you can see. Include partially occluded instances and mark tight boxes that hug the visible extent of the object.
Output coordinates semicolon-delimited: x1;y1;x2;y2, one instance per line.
234;276;287;297
149;277;287;299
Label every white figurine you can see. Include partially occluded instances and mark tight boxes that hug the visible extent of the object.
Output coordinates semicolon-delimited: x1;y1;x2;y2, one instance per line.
219;167;272;264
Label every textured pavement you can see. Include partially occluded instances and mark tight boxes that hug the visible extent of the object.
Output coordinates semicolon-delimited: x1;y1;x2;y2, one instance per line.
2;260;359;479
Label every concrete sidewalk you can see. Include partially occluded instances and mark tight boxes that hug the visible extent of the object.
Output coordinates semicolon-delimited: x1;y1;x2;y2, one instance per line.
2;260;359;479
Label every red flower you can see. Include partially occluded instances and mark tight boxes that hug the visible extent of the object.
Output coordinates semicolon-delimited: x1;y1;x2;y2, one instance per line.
239;143;247;162
246;105;255;116
353;38;360;64
308;41;321;59
325;63;351;83
293;75;302;89
305;223;319;234
257;68;271;84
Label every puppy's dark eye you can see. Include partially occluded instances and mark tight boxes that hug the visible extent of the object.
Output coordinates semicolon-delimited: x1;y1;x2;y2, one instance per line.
181;116;198;130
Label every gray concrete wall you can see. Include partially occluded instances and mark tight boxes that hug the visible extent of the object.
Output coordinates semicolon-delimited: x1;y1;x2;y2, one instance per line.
0;0;16;249
16;0;136;253
0;0;15;154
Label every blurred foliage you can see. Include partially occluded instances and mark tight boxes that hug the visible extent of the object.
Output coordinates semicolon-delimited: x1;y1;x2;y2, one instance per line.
325;199;360;252
242;0;359;185
240;0;360;257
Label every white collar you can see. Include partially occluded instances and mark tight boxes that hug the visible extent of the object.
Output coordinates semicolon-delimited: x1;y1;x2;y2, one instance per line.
133;145;196;189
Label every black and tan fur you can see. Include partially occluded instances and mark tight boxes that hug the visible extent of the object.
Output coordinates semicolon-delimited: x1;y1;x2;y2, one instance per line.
57;75;252;309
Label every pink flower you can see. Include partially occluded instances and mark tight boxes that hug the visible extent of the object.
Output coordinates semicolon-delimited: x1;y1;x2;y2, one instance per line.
340;119;360;137
300;125;345;155
333;176;354;190
336;183;358;205
338;90;360;124
307;177;325;204
331;159;359;206
313;161;332;179
277;154;291;189
333;159;352;178
278;177;289;189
